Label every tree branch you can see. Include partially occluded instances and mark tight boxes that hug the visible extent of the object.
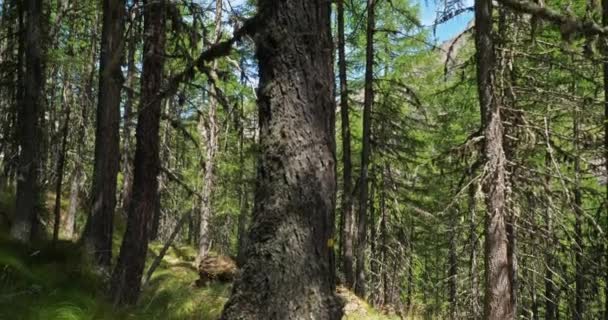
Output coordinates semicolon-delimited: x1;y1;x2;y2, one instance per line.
498;0;608;36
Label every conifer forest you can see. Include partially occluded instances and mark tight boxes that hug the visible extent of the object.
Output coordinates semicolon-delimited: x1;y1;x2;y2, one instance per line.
3;0;608;319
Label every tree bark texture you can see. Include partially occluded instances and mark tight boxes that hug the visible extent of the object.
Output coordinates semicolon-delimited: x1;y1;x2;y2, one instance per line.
11;0;44;242
220;1;342;318
110;0;165;306
475;0;514;317
355;0;376;298
83;0;125;268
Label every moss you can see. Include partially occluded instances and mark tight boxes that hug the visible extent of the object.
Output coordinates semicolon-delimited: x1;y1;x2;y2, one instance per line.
0;235;397;320
0;236;228;320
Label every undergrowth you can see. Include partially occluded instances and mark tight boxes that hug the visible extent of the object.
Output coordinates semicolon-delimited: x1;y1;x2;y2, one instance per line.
0;238;229;320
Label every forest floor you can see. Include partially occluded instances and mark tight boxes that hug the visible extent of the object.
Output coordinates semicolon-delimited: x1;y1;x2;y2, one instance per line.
0;189;401;320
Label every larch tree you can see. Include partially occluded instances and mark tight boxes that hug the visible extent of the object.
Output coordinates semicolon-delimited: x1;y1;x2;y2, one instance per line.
10;0;44;242
196;0;223;263
355;0;376;298
220;0;342;318
82;0;125;269
110;0;166;305
338;0;355;290
474;0;513;318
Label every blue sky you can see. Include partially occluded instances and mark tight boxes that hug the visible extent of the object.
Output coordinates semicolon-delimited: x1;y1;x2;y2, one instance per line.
417;0;474;43
226;0;472;43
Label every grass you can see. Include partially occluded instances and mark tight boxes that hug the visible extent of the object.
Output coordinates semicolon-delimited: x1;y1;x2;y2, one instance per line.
0;237;231;320
0;187;398;320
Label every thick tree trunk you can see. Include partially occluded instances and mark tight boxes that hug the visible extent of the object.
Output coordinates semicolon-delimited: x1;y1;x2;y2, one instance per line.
83;0;124;269
355;0;376;298
196;0;223;262
11;0;44;242
110;0;165;306
475;0;513;318
220;1;341;318
338;0;355;290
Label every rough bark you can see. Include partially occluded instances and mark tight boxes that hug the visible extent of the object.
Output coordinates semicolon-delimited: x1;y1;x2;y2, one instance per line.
10;0;44;242
83;0;125;268
220;1;342;318
338;0;355;290
355;0;376;298
109;0;165;306
475;0;514;317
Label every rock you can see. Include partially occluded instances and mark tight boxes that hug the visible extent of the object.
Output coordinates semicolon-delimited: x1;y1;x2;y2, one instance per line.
196;254;238;287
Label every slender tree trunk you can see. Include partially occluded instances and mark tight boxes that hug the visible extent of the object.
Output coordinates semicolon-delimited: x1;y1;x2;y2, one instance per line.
236;91;248;267
196;0;223;262
406;221;414;315
52;86;71;242
65;167;81;240
220;1;342;318
602;0;608;317
338;0;355;290
121;4;138;215
142;210;190;286
448;208;458;320
110;0;165;305
573;104;585;320
544;149;557;320
355;0;376;298
83;0;125;269
11;0;44;242
469;183;481;319
380;170;388;306
475;0;513;317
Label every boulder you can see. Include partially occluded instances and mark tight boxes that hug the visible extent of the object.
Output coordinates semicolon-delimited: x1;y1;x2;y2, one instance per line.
196;254;237;287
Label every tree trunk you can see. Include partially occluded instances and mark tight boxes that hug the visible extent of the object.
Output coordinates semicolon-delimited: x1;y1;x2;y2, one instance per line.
355;0;376;298
544;148;557;320
475;0;513;317
65;166;82;240
109;0;165;306
469;183;481;319
196;0;223;262
602;0;608;317
338;0;355;290
83;0;125;269
121;4;138;216
236;92;248;267
52;86;71;242
142;210;190;286
11;0;44;242
448;208;458;320
220;1;342;318
573;104;585;320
